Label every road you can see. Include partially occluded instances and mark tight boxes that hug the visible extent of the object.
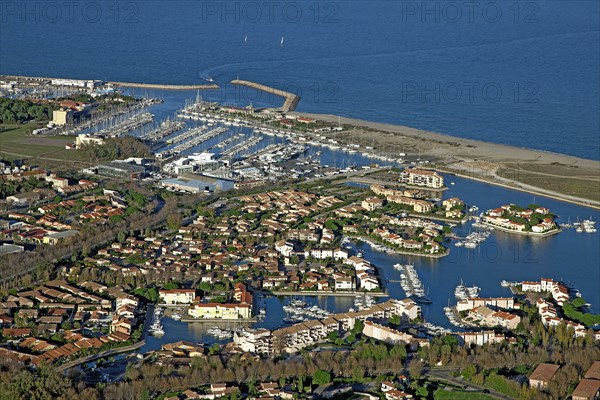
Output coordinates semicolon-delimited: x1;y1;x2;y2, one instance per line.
303;166;393;184
426;368;516;400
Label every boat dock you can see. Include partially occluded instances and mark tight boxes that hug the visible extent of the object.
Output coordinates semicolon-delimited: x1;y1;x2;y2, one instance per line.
394;264;432;303
140;119;186;142
231;79;301;112
212;133;243;149
159;126;229;157
59;98;160;136
98;112;154;137
166;125;209;145
221;135;263;158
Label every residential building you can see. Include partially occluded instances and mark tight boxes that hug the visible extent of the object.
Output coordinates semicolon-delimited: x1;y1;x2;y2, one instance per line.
529;363;560;390
362;197;384;211
159;289;196;304
362;321;415;344
188;303;251;319
399;168;444;188
572;379;600;400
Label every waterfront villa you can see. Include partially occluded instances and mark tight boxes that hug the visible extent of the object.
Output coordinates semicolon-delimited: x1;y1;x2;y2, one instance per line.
520;278;570;305
456;297;516;312
188;302;251;320
159;289;197;305
482;204;558;234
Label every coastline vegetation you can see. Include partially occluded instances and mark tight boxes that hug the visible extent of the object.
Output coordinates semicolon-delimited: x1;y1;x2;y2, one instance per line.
0;98;54;124
562;298;600;327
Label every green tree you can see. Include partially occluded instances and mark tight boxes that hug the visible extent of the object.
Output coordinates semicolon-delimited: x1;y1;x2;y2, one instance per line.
312;369;331;385
166;213;182;230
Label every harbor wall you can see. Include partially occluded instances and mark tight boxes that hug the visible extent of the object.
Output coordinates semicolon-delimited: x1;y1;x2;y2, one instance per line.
110;82;219;90
231;79;301;112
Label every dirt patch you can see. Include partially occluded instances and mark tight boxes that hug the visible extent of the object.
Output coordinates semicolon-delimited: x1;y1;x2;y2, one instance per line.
20;136;73;147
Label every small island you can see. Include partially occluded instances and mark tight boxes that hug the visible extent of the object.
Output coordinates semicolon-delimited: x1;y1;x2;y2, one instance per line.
481;203;560;236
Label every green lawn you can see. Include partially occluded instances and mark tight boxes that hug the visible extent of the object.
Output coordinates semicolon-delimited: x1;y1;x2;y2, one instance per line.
434;388;495;400
0;123;88;165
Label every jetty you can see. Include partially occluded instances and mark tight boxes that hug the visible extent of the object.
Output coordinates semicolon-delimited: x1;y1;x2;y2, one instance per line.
110;82;219;90
231;79;300;112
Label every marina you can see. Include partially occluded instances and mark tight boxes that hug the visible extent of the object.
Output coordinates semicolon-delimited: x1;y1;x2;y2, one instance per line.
282;299;332;323
95;112;154;138
454;229;491;249
57;98;161;136
148;307;165;337
157;126;229;158
454;280;481;300
575;219;597;233
393;264;432;304
220;135;264;158
139;119;186;142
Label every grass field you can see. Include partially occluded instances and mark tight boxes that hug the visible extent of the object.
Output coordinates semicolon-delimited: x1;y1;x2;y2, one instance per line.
434;388;495;400
0;123;90;167
498;164;600;202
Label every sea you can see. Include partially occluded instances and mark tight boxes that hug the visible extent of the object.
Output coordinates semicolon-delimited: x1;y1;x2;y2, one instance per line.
1;0;599;159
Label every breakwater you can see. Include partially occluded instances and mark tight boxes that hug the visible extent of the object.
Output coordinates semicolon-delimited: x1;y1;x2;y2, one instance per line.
0;75;219;91
110;82;219;90
231;79;300;112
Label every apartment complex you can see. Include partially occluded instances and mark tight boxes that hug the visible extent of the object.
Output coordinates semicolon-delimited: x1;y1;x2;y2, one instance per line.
399;168;444;188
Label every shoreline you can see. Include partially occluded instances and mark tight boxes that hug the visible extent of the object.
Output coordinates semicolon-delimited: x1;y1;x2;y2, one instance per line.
479;221;562;237
269;290;388;297
437;167;600;211
349;236;450;258
293;111;600;167
3;74;598;208
293;111;600;209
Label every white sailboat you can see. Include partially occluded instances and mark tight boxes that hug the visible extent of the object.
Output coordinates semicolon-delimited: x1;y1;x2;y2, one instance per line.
280;36;284;47
244;34;248;44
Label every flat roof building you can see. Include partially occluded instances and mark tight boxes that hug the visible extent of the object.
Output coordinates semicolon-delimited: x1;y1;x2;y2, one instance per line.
161;176;234;194
97;162;145;180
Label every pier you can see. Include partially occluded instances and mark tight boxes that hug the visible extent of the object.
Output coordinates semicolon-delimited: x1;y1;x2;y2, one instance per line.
158;126;229;157
221;135;264;158
166;125;209;145
231;79;301;112
110;81;219;90
98;112;154;137
140;119;186;142
0;75;219;91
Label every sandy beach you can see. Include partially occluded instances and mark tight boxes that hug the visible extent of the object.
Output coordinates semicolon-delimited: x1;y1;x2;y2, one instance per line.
294;112;600;209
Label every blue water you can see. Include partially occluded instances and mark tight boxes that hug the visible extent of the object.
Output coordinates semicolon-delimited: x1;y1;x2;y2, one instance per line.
2;1;599;159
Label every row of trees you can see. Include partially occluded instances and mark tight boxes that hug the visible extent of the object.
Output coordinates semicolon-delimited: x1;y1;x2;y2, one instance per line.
0;98;55;124
0;176;51;198
79;137;151;161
